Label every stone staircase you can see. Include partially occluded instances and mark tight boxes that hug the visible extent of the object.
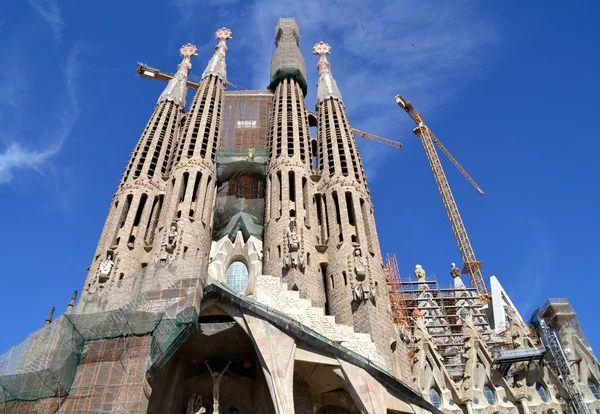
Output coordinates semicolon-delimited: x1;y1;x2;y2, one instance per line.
251;275;387;369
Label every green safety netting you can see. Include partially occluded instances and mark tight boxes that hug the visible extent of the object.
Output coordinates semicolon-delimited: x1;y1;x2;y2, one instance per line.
0;258;203;404
214;148;267;241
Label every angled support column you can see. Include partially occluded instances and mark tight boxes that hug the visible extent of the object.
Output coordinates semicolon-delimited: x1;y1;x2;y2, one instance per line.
244;314;296;413
336;359;387;414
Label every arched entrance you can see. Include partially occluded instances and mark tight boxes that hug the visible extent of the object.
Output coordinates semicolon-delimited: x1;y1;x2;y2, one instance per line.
147;309;275;413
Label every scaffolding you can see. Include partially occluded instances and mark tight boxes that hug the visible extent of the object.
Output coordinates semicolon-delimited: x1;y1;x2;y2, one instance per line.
397;272;501;379
532;311;590;414
384;253;409;327
0;257;203;409
222;90;273;150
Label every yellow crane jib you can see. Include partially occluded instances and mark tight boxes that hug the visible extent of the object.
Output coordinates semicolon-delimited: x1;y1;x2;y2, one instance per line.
394;94;491;303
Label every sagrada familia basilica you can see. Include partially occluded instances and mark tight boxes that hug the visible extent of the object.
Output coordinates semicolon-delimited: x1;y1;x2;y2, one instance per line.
0;18;598;414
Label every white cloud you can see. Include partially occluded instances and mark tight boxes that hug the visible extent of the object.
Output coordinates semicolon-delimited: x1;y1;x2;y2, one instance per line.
0;45;81;184
27;0;64;40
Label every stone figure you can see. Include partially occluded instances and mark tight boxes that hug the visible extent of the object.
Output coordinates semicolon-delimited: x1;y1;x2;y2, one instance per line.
353;246;367;280
414;264;426;280
284;218;302;269
167;221;179;251
98;251;114;283
186;392;206;414
204;360;231;413
450;262;461;279
247;143;255;162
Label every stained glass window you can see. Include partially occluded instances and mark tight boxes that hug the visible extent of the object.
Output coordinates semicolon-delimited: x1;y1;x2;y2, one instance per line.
226;261;249;294
589;379;600;399
429;388;441;408
536;383;549;402
483;385;495;405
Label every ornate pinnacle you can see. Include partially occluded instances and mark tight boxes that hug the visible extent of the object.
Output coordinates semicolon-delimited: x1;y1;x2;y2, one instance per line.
216;27;232;41
202;27;232;82
313;41;331;56
178;43;197;74
313;41;332;73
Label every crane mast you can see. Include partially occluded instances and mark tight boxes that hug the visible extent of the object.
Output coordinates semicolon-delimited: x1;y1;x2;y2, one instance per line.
395;94;490;302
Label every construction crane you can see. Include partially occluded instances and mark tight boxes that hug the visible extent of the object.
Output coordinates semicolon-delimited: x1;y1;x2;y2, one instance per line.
136;63;403;150
394;94;490;302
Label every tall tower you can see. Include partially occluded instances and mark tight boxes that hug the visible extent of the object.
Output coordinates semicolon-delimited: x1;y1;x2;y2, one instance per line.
313;42;396;360
263;18;325;307
80;44;197;309
160;28;232;268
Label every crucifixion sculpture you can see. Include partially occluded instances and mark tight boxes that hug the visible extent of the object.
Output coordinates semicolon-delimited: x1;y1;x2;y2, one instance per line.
204;360;232;413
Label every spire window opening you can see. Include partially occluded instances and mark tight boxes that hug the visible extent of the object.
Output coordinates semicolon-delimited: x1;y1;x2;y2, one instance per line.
360;198;373;251
311;137;318;172
112;194;133;247
276;171;282;218
289;171;296;202
321;264;330;315
179;173;189;203
267;174;272;219
129;194;148;247
322;196;330;240
144;195;163;245
302;176;309;226
191;172;202;203
201;176;213;221
315;194;324;243
343;271;347;286
332;192;343;242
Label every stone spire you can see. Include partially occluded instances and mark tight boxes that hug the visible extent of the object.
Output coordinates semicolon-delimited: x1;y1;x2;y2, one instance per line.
269;18;307;95
66;290;78;314
313;42;342;105
158;43;197;108
202;28;232;82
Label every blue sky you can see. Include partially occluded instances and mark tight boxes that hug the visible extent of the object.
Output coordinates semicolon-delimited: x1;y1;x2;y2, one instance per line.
0;0;599;355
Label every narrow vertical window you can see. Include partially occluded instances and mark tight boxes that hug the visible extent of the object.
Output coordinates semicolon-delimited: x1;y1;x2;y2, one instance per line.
321;264;330;315
179;173;189;203
276;171;282;217
289;171;296;202
332;192;343;242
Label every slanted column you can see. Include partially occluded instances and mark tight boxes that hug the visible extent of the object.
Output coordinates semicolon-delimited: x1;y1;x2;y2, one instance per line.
313;42;396;372
158;28;232;269
80;44;196;310
263;18;324;308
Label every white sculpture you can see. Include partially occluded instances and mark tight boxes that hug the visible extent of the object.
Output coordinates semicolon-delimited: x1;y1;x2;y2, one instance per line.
167;222;179;251
186;392;206;414
353;246;367;280
204;360;231;413
284;218;302;269
415;264;426;280
98;251;114;283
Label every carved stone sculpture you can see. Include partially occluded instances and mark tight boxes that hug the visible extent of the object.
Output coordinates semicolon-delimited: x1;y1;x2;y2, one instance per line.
186;392;206;414
284;218;303;269
98;250;114;283
167;221;179;252
450;262;461;279
414;264;426;280
204;360;231;414
353;246;367;280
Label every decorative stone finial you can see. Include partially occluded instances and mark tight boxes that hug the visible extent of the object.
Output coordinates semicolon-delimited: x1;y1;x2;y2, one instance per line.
45;306;55;326
158;43;198;107
202;27;232;82
314;41;342;105
216;27;232;41
313;41;332;73
180;43;198;60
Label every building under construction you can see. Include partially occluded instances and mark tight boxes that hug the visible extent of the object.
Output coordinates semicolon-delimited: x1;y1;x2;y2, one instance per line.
1;18;599;414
